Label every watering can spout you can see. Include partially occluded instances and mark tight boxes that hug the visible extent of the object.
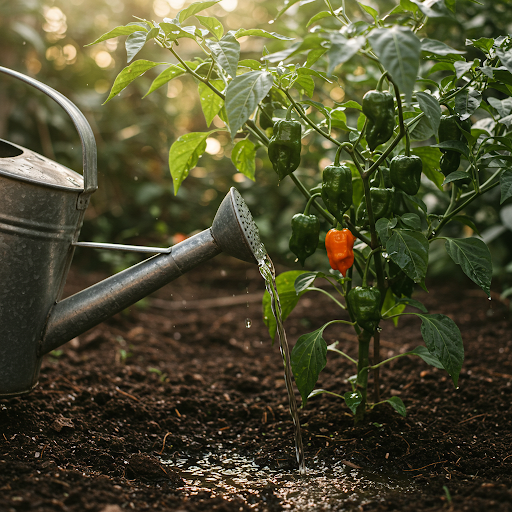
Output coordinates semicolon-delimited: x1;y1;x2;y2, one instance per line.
40;188;265;356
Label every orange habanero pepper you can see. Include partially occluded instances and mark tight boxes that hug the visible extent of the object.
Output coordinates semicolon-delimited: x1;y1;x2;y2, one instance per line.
325;228;356;277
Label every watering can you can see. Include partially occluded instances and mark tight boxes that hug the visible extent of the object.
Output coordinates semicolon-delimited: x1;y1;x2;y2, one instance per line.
0;66;266;397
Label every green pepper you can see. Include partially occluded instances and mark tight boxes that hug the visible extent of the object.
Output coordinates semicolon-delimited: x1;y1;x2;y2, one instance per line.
347;286;382;332
439;151;461;176
438;115;462;146
356;187;394;226
268;119;302;180
362;90;395;151
321;163;353;223
390;155;423;196
289;213;320;266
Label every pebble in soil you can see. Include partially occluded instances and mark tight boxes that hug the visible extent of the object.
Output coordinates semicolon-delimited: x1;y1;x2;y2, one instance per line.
161;447;417;511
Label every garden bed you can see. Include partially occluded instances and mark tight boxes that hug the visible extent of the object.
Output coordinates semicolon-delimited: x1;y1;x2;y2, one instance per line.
1;256;511;511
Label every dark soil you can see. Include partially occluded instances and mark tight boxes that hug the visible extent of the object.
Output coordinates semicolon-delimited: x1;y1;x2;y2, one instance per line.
1;256;512;511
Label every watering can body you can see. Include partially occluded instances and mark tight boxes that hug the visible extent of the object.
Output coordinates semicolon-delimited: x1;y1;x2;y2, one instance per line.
0;140;87;395
0;67;263;397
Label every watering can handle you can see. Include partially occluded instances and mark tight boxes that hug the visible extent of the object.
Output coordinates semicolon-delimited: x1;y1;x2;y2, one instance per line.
0;66;97;208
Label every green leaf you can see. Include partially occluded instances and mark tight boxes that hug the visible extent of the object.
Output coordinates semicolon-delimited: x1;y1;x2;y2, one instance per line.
143;64;186;97
263;34;326;63
414;313;463;387
125;31;148;63
386;229;429;283
159;23;199;42
291;325;329;406
375;217;397;245
381;288;406;326
235;28;293;40
432;140;470;158
497;47;512;74
500;169;512;204
410;0;454;18
262;271;307;342
442;170;471;185
104;60;165;103
328;35;366;76
410;114;435;141
454;60;474;79
384;396;406;417
297;67;332;83
444;237;492;297
487;97;512;118
178;0;220;23
344;390;363;414
169;131;212;194
231;139;256;181
454;89;482;121
448;215;481;236
407;346;443;368
368;26;421;102
357;1;379;22
197;80;224;126
395;298;428;313
238;59;263;70
206;32;240;78
226;70;274;138
421;38;465;56
196;15;224;39
293;74;315;97
86;25;147;46
400;213;421;230
467;37;494;53
306;11;332;28
416;91;441;134
294;271;327;293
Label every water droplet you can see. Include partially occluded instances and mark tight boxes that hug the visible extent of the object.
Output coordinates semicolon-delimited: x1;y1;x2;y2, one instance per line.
245;318;252;328
268;19;275;24
488;296;492;301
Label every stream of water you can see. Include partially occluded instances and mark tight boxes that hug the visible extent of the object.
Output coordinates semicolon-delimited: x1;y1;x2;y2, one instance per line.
257;252;306;476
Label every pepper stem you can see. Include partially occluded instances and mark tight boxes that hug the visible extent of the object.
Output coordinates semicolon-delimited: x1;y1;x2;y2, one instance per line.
334;143;351;165
405;127;411;157
285;103;294;121
376;72;388;91
304;193;322;216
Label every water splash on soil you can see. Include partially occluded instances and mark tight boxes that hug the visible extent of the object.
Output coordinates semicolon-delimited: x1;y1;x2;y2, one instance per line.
161;449;416;511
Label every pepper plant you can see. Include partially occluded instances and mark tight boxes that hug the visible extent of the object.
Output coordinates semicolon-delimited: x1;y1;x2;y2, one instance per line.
88;0;512;423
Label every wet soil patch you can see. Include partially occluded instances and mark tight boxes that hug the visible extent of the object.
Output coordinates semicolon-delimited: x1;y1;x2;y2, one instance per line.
1;257;512;511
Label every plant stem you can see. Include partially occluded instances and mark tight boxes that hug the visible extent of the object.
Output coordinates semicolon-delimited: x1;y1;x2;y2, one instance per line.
373;329;381;402
432;169;502;237
354;329;372;424
306;287;346;310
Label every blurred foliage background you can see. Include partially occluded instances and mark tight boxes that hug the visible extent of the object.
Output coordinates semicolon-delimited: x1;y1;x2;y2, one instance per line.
1;0;512;283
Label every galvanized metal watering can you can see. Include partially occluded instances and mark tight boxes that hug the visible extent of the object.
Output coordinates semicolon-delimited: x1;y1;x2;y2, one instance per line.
0;67;265;397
